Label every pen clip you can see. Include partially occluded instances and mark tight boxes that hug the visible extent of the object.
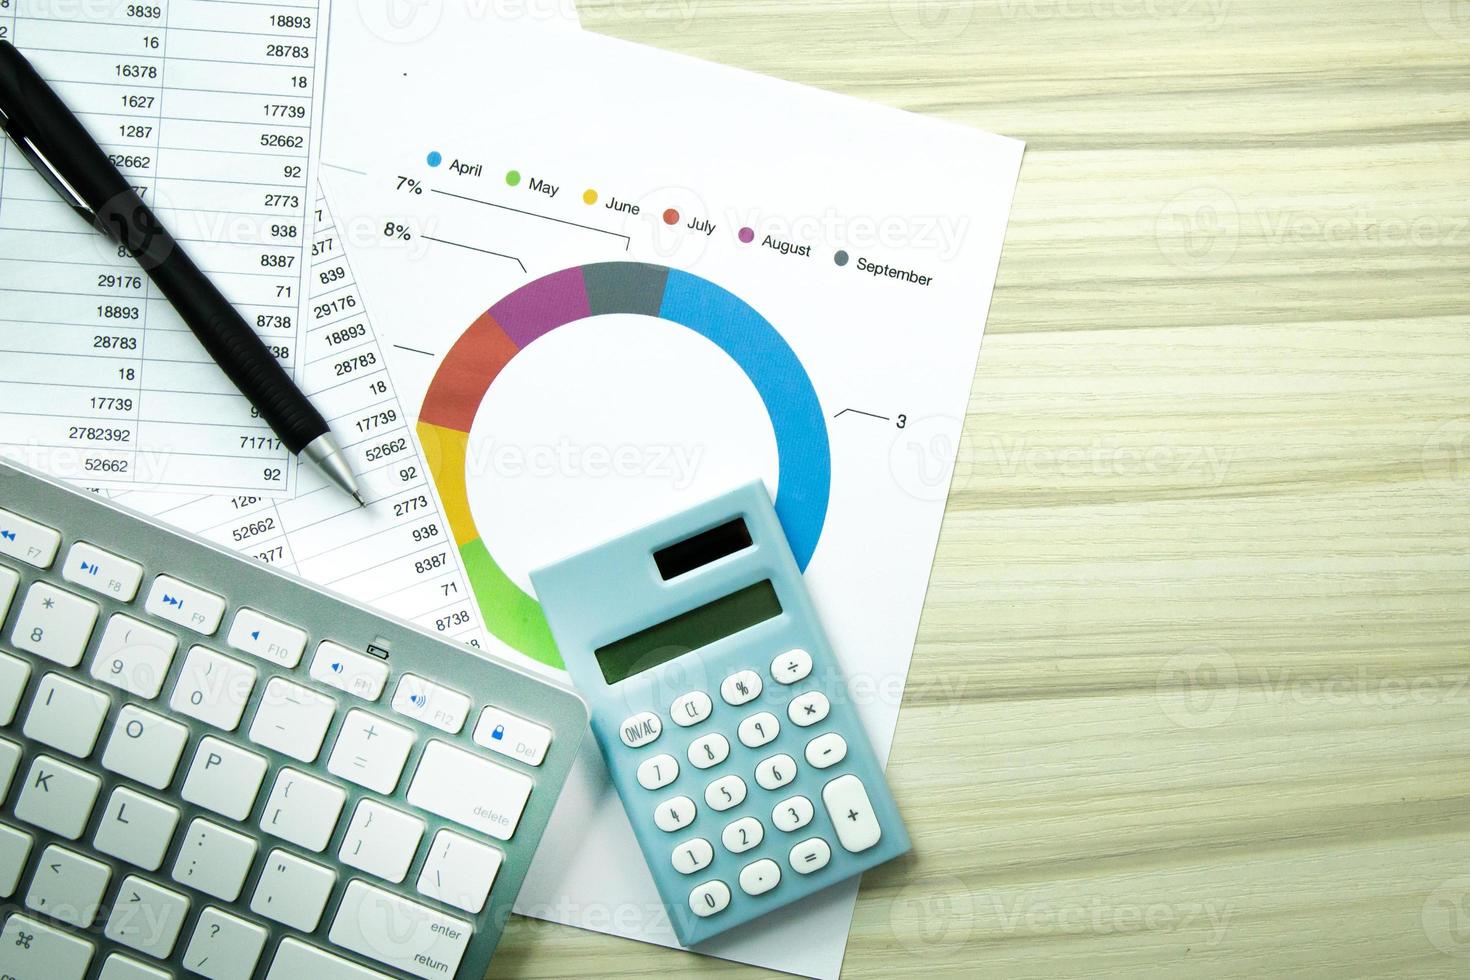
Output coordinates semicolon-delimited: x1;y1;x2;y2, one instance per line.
0;103;97;225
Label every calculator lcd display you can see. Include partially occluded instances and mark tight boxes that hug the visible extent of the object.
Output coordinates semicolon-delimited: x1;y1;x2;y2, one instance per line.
594;580;782;684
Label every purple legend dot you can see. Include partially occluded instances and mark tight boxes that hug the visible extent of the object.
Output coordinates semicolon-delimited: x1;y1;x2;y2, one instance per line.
739;227;755;244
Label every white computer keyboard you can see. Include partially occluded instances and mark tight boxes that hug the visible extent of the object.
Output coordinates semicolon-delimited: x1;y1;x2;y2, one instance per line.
0;460;587;979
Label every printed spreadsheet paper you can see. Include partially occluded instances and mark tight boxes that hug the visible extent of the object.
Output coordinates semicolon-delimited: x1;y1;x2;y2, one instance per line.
0;0;332;496
320;12;1023;979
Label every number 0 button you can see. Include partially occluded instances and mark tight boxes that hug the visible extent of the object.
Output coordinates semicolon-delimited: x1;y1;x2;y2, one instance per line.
689;880;730;918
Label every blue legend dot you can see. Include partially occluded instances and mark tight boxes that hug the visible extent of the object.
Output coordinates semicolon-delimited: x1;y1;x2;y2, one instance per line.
427;151;442;167
834;250;850;267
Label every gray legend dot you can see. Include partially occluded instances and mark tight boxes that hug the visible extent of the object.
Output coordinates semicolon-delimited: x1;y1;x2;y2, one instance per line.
834;250;850;267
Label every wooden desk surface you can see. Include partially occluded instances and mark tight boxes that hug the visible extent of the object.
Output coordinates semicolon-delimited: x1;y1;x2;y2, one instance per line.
491;2;1470;976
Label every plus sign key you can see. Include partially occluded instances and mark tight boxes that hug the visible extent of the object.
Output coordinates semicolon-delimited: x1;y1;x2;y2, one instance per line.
820;774;881;853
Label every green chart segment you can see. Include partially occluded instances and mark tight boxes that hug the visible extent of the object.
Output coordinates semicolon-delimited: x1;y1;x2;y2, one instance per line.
417;261;832;669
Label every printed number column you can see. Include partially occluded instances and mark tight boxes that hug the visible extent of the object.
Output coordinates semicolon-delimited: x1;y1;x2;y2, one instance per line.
0;1;166;483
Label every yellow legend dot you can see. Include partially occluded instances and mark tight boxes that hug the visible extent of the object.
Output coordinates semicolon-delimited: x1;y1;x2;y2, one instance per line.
582;189;598;205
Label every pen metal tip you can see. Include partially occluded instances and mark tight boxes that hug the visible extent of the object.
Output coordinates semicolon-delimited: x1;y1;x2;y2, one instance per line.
353;491;367;508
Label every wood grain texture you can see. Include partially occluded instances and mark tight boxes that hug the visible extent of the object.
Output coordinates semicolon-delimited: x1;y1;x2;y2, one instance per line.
488;2;1470;976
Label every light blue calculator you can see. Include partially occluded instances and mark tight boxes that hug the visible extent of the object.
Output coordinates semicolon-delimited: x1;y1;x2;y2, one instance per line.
531;482;909;946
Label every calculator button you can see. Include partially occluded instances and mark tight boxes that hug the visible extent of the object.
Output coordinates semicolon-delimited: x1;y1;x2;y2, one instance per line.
260;768;347;852
0;914;93;979
704;774;747;812
146;575;226;635
474;705;553;767
13;582;99;667
737;711;780;748
739;858;782;896
392;674;471;734
772;795;815;832
63;542;143;601
181;738;268;822
24;672;110;758
636;753;679;790
330;710;415;795
101;705;189;790
619;711;663;748
789;837;832;874
654;796;697;832
804;732;848;769
788;690;830;727
183;907;269;980
0;507;62;567
720;670;762;705
689;880;731;918
417;829;503;914
670;690;713;727
771;648;813;684
405;739;533;842
687;732;730;769
228;608;308;668
822;773;882;852
671;837;713;875
329;879;473;980
755;754;799;792
311;641;390;701
92;614;178;699
721;816;764;854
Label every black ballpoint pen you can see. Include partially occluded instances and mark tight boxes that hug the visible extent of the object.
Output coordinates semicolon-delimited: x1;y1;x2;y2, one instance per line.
0;41;364;506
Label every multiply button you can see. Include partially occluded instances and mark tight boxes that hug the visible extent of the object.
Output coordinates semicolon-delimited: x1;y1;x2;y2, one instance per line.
720;670;762;706
771;648;812;684
788;691;830;727
619;711;662;748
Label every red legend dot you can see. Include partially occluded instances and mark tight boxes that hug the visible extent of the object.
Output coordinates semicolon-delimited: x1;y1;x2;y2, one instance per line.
663;208;680;225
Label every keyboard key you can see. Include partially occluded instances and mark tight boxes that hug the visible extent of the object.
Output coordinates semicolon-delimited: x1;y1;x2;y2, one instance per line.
755;753;799;792
101;706;189;791
327;709;414;794
228;608;307;668
311;641;389;701
0;737;23;800
472;705;552;767
93;788;179;872
15;755;101;839
63;542;143;601
12;582;99;667
0;913;95;979
250;849;336;931
99;952;171;979
822;773;882;852
182;907;268;980
170;646;257;731
671;837;713;875
722;816;764;854
181;737;268;821
788;690;830;727
328;880;473;980
739;858;782;896
23;673;110;758
618;711;662;749
0;565;19;629
670;690;712;727
266;938;395;980
654;796;697;833
0;650;26;728
405;739;533;842
171;818;257;902
772;795;815;833
249;677;336;762
145;575;225;635
771;647;813;684
91;614;178;699
636;753;679;790
687;732;729;769
0;823;34;897
789;837;831;874
720;669;762;705
340;799;424;884
704;774;747;812
260;768;346;852
105;875;190;958
26;844;111;927
417;829;502;914
0;507;62;567
392;674;470;734
804;732;848;769
689;880;731;918
737;710;780;748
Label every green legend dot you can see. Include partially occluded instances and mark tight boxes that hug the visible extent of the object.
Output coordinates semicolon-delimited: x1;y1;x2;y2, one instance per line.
505;170;521;186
